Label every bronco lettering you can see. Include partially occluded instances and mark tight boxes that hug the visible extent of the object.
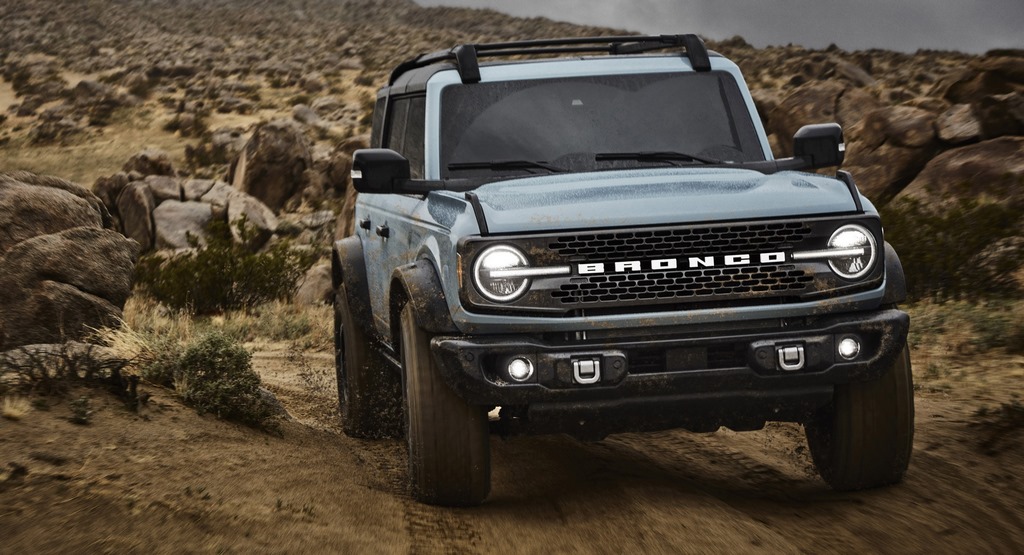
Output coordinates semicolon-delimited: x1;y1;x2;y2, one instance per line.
577;252;788;275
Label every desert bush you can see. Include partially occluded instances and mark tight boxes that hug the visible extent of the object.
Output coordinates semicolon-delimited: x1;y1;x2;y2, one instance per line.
1;396;30;421
972;399;1024;455
881;197;1023;301
0;342;129;396
908;300;1024;355
174;332;277;428
134;219;315;314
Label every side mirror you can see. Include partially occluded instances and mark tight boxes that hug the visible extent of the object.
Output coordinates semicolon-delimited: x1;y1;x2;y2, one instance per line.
351;149;410;194
793;123;845;169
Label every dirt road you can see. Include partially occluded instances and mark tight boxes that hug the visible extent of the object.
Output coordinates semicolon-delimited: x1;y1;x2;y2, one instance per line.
2;346;1022;553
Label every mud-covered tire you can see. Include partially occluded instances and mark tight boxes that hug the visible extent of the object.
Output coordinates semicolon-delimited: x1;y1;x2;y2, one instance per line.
805;345;914;491
334;285;402;438
400;304;490;506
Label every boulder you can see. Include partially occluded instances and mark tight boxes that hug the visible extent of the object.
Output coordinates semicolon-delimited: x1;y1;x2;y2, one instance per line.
228;120;311;213
769;81;881;155
123;148;176;177
143;174;183;203
200;180;234;219
933;56;1024;104
843;106;940;204
0;173;104;255
293;104;323;126
975;92;1024;139
227;190;278;249
896;137;1024;209
936;104;982;144
153;200;213;249
92;172;130;221
293;261;332;305
182;178;216;201
0;227;139;350
116;182;156;252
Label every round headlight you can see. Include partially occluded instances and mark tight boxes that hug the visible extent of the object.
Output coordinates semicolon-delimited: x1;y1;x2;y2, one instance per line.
827;224;877;280
473;245;531;302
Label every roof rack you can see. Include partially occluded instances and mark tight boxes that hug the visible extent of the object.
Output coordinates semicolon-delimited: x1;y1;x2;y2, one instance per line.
388;34;711;85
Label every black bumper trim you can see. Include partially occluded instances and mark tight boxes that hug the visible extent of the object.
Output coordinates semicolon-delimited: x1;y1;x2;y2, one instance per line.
431;309;909;411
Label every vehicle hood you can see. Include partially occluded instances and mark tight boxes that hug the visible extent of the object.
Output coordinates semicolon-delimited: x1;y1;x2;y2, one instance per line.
465;168;862;233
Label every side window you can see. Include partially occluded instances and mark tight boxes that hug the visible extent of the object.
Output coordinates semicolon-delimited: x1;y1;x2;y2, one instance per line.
386;98;409;155
404;97;426;179
370;97;385;148
383;96;426;179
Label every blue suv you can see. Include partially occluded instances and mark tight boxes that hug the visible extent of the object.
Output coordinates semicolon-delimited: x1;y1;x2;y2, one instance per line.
332;35;913;506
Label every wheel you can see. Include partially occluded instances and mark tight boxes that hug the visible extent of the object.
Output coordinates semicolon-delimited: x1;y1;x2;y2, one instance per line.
334;285;402;438
400;303;490;506
805;345;915;491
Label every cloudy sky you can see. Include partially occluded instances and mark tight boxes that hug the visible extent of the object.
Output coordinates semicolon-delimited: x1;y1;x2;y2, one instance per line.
414;0;1024;54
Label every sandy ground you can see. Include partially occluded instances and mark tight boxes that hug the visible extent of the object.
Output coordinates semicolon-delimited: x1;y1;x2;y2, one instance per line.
2;344;1022;554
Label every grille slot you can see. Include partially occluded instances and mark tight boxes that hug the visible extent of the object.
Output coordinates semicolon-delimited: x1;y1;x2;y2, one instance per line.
552;265;815;305
549;222;812;261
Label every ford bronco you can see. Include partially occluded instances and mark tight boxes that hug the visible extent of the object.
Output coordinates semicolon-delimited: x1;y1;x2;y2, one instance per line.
332;34;913;506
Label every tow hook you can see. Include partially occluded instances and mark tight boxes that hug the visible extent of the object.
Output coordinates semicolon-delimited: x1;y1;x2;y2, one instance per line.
573;357;602;384
777;345;806;372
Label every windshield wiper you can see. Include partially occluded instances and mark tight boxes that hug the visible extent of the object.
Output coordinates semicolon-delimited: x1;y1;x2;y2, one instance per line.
595;151;722;165
447;160;566;173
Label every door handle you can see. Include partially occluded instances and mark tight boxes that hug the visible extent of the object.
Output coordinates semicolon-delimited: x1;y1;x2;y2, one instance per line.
375;224;390;239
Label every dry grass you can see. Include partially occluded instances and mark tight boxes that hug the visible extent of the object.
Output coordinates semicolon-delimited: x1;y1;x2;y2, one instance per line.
907;299;1024;400
2;396;31;421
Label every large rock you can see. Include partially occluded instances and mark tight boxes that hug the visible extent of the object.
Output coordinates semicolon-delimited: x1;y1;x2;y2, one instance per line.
116;182;156;252
200;180;234;219
228;120;311;213
153;200;213;249
92;172;130;221
843;106;940;205
936;104;982;144
143;175;183;203
0;172;105;255
896;137;1024;209
293;261;332;305
227;190;278;250
123;148;176;177
932;56;1024;104
768;81;881;156
0;227;139;350
975;92;1024;139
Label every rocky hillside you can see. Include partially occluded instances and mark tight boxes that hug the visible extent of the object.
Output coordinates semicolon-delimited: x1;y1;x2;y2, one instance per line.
0;0;1021;278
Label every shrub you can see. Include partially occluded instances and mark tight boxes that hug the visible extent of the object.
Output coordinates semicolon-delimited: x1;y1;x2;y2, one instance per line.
881;197;1023;301
134;219;315;314
174;332;277;429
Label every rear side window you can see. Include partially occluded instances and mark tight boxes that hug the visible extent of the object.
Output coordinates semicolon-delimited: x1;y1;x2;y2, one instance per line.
384;96;426;179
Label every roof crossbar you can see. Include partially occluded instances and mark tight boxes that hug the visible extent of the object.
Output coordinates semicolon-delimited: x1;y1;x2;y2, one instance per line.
388;34;711;85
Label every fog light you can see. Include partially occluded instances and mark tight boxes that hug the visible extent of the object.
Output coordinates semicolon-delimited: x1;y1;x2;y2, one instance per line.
838;337;861;360
507;357;534;382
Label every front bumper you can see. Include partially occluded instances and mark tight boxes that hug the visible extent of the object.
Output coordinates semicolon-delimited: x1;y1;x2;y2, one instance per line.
431;308;909;435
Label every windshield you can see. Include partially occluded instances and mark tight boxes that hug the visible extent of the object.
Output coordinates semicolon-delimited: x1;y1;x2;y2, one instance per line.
440;71;765;178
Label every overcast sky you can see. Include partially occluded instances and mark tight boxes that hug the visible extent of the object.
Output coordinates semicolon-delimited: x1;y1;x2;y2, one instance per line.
414;0;1024;54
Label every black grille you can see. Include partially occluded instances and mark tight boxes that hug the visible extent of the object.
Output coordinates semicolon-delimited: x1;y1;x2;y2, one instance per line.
551;265;815;305
548;222;812;261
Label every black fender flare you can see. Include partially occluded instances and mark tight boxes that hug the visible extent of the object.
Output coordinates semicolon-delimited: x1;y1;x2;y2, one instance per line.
390;259;459;347
332;237;373;329
882;241;907;305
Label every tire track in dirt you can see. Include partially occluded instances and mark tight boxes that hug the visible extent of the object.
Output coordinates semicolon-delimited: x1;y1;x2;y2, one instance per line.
254;349;484;554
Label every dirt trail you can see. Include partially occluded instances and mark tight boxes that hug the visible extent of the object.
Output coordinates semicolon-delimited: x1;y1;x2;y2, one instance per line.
2;345;1022;553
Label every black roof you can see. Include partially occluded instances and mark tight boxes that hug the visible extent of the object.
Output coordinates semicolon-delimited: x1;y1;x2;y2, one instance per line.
383;34;716;96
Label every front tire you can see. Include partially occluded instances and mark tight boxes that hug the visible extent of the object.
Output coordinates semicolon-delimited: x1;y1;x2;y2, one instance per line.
400;304;490;506
334;285;402;438
805;345;915;490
